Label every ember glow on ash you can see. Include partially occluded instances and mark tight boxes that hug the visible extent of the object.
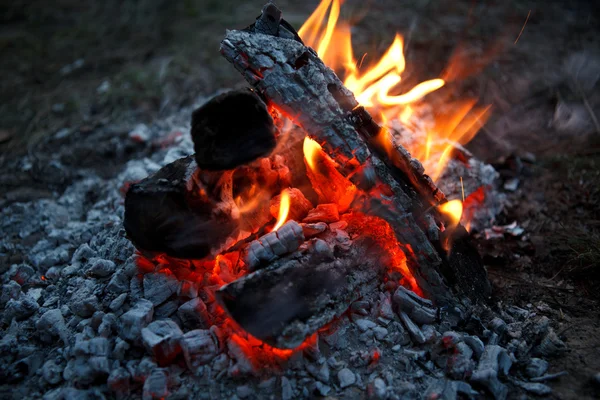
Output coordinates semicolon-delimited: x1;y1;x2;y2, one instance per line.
272;189;290;231
299;0;491;182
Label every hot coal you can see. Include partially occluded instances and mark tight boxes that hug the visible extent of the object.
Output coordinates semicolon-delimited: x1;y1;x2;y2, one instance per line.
191;89;276;171
243;220;305;271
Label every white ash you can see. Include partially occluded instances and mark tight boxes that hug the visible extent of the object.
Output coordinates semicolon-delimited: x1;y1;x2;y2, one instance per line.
0;95;563;399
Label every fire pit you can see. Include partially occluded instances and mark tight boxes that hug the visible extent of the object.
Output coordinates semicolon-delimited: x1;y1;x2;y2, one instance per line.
0;2;572;399
125;1;494;351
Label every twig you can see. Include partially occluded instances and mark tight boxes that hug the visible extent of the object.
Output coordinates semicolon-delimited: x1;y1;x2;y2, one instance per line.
514;10;531;45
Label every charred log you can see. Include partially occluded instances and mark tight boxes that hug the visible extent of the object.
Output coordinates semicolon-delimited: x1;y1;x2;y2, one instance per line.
217;234;385;349
191;89;277;171
124;156;238;259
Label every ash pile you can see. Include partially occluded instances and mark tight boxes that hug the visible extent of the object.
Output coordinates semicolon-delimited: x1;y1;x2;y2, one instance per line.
0;91;567;400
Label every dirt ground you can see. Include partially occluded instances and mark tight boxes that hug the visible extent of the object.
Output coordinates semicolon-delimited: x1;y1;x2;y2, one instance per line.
1;0;599;398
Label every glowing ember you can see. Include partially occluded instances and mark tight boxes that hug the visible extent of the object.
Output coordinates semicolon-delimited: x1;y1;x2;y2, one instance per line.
438;200;463;227
272;189;291;231
299;0;491;181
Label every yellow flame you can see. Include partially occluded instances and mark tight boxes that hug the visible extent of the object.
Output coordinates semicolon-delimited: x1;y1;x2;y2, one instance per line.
438;200;463;227
424;132;432;161
299;0;491;182
399;106;413;124
377;76;445;105
272;189;291;231
303;137;322;172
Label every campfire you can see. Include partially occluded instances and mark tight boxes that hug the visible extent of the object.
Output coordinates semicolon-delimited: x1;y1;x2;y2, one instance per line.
124;0;496;367
0;2;573;400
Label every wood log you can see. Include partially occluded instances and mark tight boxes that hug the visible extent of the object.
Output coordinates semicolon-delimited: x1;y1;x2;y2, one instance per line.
220;4;491;304
124;156;239;259
217;226;386;349
191;89;276;170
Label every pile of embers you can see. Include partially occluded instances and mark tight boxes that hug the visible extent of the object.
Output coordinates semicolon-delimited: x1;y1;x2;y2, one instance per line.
0;4;569;400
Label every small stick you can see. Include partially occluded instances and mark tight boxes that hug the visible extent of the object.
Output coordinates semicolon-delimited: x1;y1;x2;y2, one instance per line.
514;10;531;45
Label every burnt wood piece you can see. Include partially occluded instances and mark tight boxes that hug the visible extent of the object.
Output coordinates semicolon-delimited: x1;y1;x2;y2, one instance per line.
191;89;277;170
124;156;238;259
217;235;384;349
220;4;491;304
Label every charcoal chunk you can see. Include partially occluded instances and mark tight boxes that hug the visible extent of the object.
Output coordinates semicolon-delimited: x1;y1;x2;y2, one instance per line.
108;367;131;396
393;286;437;325
4;294;39;322
143;369;168;400
181;329;218;370
85;258;116;277
337;368;356;388
36;309;69;343
68;280;99;317
177;297;210;330
141;319;183;366
143;272;179;306
191;89;276;170
42;360;63;385
124;156;238;259
120;299;154;341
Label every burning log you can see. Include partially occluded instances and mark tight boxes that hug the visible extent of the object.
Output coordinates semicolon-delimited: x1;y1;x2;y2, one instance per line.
269;188;313;222
217;215;391;349
243;220;305;271
124;87;291;259
124;156;239;259
220;4;491;304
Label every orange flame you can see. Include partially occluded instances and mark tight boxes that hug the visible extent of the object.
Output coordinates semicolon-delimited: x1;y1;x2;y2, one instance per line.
272;189;291;231
299;0;491;182
303;136;357;212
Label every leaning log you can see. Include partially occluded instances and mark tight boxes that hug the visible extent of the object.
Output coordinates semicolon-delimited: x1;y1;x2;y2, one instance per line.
220;4;491;304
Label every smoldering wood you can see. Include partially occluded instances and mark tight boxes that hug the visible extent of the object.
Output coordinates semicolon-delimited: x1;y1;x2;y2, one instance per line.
220;4;491;303
393;285;437;325
191;89;277;171
217;234;385;349
269;188;313;222
303;204;340;223
243;220;305;271
124;156;238;259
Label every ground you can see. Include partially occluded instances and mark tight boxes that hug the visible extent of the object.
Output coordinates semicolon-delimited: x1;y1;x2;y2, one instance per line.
0;0;599;398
